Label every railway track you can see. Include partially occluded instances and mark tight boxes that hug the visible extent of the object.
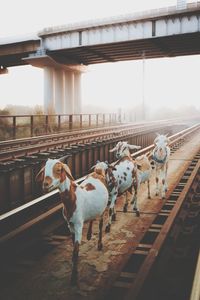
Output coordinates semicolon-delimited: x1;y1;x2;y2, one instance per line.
0;119;186;215
0;123;199;300
0;119;188;162
108;151;200;300
0;123;199;246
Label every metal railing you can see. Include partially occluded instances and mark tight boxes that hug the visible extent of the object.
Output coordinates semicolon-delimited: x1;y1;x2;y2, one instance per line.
0;113;119;141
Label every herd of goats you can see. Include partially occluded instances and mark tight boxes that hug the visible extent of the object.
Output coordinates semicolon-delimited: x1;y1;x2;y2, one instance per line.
36;133;171;285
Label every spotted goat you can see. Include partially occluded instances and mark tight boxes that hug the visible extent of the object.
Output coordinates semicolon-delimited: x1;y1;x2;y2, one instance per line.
109;142;152;215
123;153;152;212
36;159;109;286
94;141;141;232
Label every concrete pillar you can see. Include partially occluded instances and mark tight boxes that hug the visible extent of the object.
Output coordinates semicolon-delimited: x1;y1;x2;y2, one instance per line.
44;67;83;115
44;67;55;114
64;71;74;114
54;69;65;114
74;71;82;114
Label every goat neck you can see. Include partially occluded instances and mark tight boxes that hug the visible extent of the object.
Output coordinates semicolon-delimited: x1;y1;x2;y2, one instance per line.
59;174;77;221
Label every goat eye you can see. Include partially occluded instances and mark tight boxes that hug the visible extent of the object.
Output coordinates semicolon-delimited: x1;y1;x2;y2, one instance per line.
55;167;62;174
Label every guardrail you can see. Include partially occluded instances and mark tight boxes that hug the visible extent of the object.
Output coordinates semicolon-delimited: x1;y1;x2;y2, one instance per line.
0;113;119;140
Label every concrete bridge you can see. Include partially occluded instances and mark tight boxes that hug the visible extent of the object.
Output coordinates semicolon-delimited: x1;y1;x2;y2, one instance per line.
0;1;200;114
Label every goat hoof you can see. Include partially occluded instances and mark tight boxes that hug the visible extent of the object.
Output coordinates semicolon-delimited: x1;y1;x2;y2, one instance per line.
155;192;158;196
105;225;111;233
70;276;78;287
98;243;103;251
112;214;116;221
148;196;151;199
87;233;92;240
123;206;128;213
136;211;140;217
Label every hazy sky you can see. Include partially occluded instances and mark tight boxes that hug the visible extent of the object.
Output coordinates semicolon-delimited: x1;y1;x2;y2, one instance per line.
0;0;199;111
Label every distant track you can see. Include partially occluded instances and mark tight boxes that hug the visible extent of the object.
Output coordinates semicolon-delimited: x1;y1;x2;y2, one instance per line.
0;119;188;161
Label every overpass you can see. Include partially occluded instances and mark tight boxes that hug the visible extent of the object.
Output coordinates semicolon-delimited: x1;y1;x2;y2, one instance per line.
0;1;200;113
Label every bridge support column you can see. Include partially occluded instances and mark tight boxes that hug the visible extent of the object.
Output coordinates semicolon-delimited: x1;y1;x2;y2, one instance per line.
74;71;82;114
64;71;74;114
54;69;65;114
24;53;86;115
44;67;55;114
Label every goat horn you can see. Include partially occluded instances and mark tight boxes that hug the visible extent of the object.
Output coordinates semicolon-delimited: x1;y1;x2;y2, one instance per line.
35;166;45;182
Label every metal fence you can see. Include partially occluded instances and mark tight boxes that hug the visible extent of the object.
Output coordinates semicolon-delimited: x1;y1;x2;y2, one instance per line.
0;113;118;140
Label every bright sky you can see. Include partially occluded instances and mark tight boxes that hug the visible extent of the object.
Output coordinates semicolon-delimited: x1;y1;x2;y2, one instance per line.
0;0;199;112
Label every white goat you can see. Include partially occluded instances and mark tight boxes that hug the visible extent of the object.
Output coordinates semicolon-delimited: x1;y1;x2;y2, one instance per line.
151;134;171;199
94;142;141;232
36;159;109;286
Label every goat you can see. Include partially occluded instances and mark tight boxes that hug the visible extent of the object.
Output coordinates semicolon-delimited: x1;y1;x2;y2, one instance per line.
123;154;152;212
36;159;109;286
110;141;141;160
94;142;141;232
151;134;171;199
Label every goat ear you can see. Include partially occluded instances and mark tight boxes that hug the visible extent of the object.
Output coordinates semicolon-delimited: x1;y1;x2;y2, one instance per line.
90;165;95;171
62;163;74;181
109;147;117;152
147;152;153;160
108;164;117;171
128;144;141;150
35;166;45;182
166;137;170;145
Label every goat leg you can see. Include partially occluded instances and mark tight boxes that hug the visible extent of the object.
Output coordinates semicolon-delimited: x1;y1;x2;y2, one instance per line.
87;220;93;240
70;241;79;286
98;216;103;250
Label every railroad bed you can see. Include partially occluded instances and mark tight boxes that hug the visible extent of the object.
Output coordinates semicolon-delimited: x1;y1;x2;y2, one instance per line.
0;129;199;300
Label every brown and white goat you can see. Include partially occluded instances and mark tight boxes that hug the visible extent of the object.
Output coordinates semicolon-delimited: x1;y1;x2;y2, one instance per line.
36;159;109;286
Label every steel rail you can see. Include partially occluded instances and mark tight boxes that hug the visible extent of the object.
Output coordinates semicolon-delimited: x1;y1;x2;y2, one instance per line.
0;121;177;162
0;118;191;161
190;250;200;300
0;118;186;148
131;122;200;159
0;120;164;150
125;157;200;300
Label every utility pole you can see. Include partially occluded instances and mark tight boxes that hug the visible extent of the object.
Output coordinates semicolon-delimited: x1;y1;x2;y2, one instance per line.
142;50;145;120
